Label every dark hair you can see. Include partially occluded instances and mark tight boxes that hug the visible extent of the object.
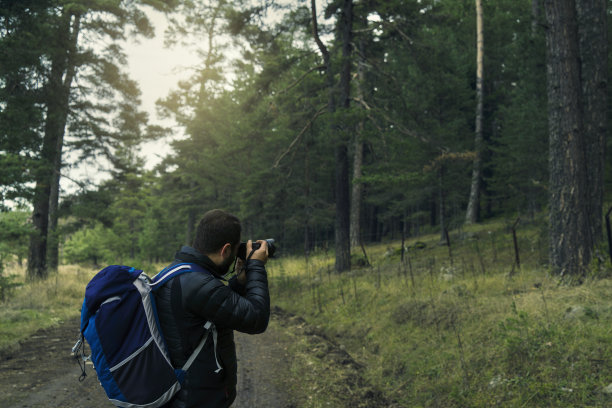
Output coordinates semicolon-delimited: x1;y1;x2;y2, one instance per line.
193;209;241;255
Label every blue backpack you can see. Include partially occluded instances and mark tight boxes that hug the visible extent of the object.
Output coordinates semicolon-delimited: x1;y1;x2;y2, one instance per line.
72;263;222;408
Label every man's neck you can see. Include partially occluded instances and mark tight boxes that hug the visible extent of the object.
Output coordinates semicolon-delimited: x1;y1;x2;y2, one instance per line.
175;246;223;277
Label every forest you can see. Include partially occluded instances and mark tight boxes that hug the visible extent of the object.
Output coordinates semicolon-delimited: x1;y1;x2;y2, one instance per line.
1;1;612;406
0;0;609;279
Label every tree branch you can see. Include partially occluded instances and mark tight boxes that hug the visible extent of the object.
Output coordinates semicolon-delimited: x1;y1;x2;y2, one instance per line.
273;105;327;168
278;65;326;95
57;169;92;191
352;97;428;143
311;0;330;63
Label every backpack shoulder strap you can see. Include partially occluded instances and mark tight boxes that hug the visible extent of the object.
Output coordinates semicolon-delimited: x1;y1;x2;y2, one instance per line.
149;262;221;373
150;263;198;288
181;321;221;373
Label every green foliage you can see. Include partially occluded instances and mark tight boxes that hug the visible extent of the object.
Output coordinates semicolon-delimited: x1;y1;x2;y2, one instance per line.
0;272;22;302
0;1;50;204
0;0;591;278
0;210;28;300
63;223;109;266
0;210;30;264
0;0;547;266
486;0;548;217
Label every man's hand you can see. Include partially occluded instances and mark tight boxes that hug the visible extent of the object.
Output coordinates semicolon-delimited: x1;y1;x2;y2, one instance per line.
248;239;269;264
235;258;246;285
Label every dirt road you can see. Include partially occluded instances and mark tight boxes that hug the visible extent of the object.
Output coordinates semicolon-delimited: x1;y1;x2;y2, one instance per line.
0;312;294;408
0;307;392;408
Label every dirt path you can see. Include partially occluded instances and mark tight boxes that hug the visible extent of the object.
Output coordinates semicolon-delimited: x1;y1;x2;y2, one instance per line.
233;326;293;408
0;313;295;408
0;308;391;408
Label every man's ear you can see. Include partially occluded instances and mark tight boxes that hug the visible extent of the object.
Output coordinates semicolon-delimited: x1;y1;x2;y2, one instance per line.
221;243;232;258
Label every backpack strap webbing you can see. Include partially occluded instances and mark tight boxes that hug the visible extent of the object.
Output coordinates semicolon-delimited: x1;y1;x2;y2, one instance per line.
153;263;222;374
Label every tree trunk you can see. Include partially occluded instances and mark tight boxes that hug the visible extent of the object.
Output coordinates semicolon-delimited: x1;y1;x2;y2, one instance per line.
439;167;446;243
350;26;367;249
335;143;351;272
47;14;81;273
311;0;352;272
576;0;608;244
304;136;311;255
47;130;63;272
28;11;77;280
465;0;484;225
532;0;541;35
544;0;591;277
350;137;364;248
334;0;353;272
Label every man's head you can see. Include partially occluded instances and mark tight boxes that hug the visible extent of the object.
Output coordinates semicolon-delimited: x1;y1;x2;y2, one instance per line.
193;209;241;274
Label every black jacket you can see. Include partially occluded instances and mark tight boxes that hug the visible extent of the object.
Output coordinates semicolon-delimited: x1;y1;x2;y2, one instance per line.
155;246;270;408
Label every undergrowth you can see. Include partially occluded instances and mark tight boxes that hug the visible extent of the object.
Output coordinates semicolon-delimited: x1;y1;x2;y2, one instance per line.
267;219;612;407
0;264;95;354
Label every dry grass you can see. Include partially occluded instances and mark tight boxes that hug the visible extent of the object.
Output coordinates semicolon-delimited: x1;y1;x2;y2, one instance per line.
0;263;97;353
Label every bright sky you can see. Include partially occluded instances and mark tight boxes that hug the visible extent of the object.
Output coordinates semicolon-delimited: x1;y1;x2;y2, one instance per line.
63;9;199;193
125;9;200;168
62;1;328;195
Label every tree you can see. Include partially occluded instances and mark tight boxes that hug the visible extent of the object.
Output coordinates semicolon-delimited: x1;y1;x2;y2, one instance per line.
21;0;173;279
486;0;548;218
465;0;484;224
28;6;81;278
576;0;608;244
361;0;474;240
158;0;232;246
544;0;608;277
53;0;603;269
311;0;353;272
0;0;50;208
334;0;353;272
0;209;30;267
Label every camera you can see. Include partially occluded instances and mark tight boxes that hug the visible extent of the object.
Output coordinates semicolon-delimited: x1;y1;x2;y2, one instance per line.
237;239;276;260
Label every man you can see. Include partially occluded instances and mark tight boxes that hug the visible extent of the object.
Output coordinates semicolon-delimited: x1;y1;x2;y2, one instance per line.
156;209;270;407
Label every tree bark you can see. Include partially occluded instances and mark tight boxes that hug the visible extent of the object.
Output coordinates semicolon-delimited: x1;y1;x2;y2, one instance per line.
350;30;367;249
350;136;364;248
335;143;351;272
576;0;608;244
311;0;352;272
304;138;311;256
532;0;541;36
544;0;591;277
47;127;64;272
465;0;484;224
28;11;78;279
439;167;446;242
334;0;353;272
48;14;81;272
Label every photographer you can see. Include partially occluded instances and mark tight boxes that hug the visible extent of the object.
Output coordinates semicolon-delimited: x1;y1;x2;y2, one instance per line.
155;209;270;407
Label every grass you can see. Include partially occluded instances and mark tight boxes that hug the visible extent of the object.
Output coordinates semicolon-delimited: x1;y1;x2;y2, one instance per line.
1;217;611;407
266;218;612;407
0;264;96;354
